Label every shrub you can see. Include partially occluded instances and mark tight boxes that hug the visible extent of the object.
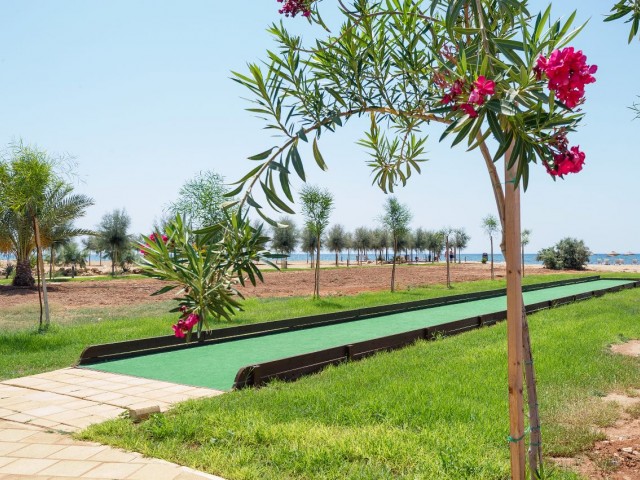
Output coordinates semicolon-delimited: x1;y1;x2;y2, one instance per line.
537;237;591;270
4;263;14;279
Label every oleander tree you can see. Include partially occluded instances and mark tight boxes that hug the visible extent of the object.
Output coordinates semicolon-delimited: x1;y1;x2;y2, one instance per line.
233;2;598;477
605;1;640;117
139;212;274;340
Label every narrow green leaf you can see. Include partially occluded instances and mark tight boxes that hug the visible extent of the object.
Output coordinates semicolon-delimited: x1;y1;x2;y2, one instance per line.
312;138;328;171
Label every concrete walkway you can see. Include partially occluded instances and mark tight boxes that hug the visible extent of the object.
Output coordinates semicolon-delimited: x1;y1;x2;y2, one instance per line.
0;368;225;479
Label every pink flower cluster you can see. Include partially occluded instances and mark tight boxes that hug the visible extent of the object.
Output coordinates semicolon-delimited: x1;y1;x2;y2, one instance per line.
149;233;169;243
545;130;585;177
140;232;168;256
172;307;200;338
277;0;311;17
534;47;597;108
441;76;496;118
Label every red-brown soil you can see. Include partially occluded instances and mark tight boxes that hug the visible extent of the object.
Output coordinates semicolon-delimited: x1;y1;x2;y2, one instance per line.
0;263;558;309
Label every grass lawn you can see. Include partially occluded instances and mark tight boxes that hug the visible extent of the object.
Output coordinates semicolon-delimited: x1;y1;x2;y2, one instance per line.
0;273;603;380
79;286;640;480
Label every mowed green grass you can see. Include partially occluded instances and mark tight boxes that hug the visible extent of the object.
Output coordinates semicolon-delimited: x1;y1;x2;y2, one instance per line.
0;273;598;380
80;287;640;480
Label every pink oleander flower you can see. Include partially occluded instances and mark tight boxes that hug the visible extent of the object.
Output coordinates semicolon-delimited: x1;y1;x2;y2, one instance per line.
184;313;200;329
468;75;495;105
172;323;186;338
459;103;478;118
277;0;311;17
535;47;597;108
545;130;585;177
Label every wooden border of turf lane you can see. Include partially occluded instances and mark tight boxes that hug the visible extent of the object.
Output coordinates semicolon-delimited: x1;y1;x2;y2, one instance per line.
232;278;640;389
79;276;618;366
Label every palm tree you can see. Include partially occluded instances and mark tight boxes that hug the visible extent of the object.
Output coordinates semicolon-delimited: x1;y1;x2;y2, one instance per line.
326;224;347;266
426;230;444;262
521;229;532;277
414;228;428;262
0;143;93;329
453;228;470;263
59;241;87;278
270;216;298;268
96;209;133;276
482;214;500;280
353;227;372;265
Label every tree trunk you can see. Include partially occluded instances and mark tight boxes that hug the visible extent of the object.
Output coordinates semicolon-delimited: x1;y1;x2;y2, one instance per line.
391;237;397;292
347;248;350;267
335;251;338;267
33;217;51;329
505;148;526;480
314;235;321;298
13;258;35;287
522;306;542;479
445;237;451;289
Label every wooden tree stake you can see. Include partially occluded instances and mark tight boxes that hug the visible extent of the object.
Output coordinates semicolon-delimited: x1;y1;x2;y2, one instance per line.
505;147;525;479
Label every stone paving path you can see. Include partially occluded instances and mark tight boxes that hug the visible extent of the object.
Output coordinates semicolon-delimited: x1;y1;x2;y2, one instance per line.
0;368;226;479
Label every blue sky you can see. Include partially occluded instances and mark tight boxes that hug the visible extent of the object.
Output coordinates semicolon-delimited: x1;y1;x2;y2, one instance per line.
0;1;637;253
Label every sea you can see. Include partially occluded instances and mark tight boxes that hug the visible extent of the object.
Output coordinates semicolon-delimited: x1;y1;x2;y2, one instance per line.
3;252;638;267
279;252;640;266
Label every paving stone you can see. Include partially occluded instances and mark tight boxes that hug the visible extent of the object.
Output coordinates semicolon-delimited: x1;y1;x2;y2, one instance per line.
8;443;67;458
0;442;23;456
38;459;102;477
0;458;58;475
87;448;138;463
48;445;108;461
125;463;183;480
83;461;144;478
0;430;38;442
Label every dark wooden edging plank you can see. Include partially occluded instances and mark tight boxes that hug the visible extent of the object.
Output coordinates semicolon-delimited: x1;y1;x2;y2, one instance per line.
77;275;606;365
232;279;640;389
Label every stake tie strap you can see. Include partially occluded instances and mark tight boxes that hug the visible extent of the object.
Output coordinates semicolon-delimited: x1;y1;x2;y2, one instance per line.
507;426;531;443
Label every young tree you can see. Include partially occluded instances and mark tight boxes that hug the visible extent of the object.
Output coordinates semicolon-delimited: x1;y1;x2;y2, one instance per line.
326;224;347;266
353;227;372;265
270;216;298;268
97;209;133;276
167;170;228;230
59;241;86;278
521;229;532;277
380;197;411;292
344;230;353;267
453;228;470;263
482;215;500;280
236;2;599;476
441;227;453;289
426;230;445;262
300;226;317;268
414;228;428;262
299;185;333;298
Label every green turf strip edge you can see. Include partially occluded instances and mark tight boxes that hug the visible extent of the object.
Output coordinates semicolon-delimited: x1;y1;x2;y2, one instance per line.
86;279;633;390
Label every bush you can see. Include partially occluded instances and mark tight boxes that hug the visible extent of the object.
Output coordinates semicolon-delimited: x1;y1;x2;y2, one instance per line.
537;238;591;270
4;263;14;279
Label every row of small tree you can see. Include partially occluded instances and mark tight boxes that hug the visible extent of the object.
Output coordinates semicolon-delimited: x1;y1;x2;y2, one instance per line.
272;218;471;266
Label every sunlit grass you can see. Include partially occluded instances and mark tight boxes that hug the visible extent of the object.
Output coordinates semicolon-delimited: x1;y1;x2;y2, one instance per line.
79;287;640;480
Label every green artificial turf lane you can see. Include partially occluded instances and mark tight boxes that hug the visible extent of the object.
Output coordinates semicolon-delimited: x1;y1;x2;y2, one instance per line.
87;279;632;390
